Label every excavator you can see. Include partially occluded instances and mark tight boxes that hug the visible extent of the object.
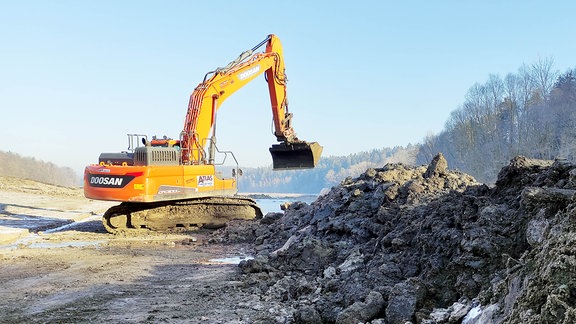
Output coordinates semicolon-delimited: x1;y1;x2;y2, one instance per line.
84;34;322;234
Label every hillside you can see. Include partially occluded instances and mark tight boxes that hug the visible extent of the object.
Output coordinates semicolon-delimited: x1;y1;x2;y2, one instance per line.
418;63;576;184
0;151;79;187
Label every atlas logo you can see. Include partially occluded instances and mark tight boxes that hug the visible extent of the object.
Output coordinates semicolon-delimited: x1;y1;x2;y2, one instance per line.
197;175;214;187
88;175;134;188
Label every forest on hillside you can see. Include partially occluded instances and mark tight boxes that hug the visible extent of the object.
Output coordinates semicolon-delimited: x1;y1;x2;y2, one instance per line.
0;151;78;187
417;58;576;183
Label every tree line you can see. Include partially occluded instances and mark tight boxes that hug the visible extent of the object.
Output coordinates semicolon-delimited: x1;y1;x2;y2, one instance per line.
0;151;78;187
417;58;576;183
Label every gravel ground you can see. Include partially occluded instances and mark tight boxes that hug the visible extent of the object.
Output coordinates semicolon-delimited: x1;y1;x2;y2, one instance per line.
0;176;273;323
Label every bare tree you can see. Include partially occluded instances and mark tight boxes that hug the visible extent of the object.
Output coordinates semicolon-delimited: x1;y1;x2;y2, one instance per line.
531;56;559;101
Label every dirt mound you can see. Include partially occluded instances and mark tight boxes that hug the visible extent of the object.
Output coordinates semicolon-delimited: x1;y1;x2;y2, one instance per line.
213;154;576;323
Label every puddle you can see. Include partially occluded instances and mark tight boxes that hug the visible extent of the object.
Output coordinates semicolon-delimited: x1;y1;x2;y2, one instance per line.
208;256;254;265
43;215;102;233
0;215;105;251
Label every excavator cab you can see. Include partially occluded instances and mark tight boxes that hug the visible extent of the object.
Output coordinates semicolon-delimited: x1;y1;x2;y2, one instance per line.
269;141;323;170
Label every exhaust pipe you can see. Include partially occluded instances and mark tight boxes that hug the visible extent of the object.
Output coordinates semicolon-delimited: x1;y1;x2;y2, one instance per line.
269;142;323;170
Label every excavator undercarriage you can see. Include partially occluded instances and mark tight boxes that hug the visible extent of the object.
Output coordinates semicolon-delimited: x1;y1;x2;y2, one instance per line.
102;196;262;234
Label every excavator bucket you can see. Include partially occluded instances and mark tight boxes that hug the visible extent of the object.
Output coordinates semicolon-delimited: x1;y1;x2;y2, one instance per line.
269;142;323;170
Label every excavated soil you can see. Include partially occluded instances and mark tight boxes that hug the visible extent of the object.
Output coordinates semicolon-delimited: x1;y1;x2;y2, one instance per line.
2;154;576;323
215;154;576;323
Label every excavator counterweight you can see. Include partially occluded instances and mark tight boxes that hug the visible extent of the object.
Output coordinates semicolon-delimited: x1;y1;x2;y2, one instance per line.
270;142;323;170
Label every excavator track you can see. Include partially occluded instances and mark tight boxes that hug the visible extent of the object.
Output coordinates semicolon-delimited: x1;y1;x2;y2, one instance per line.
102;196;263;234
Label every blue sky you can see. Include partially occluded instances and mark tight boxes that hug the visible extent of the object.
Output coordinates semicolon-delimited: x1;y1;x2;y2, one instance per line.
1;1;576;175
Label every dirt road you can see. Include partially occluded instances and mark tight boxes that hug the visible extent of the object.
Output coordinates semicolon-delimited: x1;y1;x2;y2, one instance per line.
0;177;277;323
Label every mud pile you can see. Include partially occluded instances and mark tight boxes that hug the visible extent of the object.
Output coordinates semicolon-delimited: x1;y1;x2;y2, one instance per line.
214;154;576;323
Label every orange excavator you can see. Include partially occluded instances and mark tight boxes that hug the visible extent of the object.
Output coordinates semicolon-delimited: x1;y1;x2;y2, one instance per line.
84;34;322;233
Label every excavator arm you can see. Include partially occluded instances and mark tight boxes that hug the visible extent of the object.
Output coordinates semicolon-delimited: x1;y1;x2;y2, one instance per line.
181;34;322;169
